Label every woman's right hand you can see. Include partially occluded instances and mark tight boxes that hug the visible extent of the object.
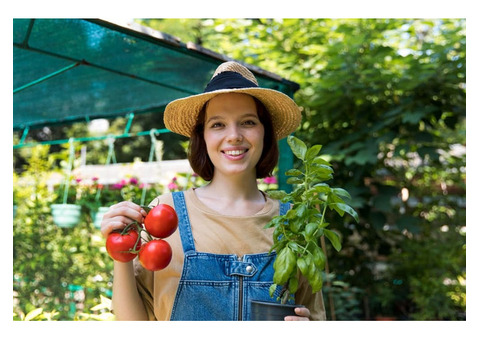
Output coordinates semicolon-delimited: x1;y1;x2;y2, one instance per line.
102;202;150;320
100;201;148;239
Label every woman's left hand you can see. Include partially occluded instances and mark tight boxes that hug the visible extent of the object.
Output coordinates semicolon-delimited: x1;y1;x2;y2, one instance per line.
284;307;310;321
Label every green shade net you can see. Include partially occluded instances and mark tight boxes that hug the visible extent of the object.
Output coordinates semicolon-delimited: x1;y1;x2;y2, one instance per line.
13;19;299;130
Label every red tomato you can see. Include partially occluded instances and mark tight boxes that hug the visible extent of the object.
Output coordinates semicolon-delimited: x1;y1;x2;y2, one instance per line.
144;204;178;239
106;229;141;263
138;239;172;271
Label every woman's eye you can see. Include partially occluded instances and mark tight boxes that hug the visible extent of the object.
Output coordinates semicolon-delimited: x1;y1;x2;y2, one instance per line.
211;122;223;128
243;120;257;126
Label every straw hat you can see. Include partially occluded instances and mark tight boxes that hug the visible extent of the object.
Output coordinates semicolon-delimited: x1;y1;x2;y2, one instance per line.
164;61;301;140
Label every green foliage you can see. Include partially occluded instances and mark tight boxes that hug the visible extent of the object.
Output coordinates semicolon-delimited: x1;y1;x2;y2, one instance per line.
265;136;358;302
13;295;115;321
322;273;364;321
14;146;114;319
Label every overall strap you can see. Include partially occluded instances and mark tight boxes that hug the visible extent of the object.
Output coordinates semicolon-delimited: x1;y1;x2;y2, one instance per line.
279;201;291;216
171;191;196;254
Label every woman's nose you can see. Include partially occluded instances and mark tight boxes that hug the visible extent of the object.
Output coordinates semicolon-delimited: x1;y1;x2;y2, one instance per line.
226;125;243;143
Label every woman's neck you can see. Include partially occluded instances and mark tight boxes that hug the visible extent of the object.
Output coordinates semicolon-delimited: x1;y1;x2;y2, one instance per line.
195;172;265;215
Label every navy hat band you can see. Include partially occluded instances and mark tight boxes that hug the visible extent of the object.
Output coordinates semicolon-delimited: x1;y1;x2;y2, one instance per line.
204;71;258;93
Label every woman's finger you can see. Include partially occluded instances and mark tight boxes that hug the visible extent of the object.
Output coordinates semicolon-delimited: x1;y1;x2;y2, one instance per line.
284;307;311;321
100;201;147;238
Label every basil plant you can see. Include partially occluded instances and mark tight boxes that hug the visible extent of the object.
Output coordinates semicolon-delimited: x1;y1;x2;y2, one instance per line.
265;136;359;303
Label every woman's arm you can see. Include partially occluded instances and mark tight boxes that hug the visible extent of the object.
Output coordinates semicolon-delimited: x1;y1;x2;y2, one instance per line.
101;201;149;320
112;261;149;320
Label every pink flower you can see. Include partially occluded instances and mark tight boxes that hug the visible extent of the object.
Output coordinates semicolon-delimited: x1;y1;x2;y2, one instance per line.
263;176;277;184
168;182;178;190
112;180;126;189
129;177;139;185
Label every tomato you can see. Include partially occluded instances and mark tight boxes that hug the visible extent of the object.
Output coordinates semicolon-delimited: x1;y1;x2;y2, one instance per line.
144;204;178;239
138;239;172;271
106;229;141;263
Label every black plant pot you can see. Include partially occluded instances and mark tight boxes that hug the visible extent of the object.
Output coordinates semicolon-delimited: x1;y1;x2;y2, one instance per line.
250;300;304;321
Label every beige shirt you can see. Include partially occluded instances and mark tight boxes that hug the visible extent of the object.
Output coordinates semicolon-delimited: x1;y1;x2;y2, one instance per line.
134;188;326;320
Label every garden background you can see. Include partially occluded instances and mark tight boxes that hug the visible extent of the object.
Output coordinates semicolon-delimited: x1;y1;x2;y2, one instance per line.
13;18;466;321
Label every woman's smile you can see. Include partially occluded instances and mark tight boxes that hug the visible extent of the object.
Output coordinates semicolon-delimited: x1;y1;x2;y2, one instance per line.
222;148;249;158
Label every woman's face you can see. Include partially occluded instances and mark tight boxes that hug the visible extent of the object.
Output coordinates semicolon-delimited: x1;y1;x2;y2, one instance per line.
203;93;265;179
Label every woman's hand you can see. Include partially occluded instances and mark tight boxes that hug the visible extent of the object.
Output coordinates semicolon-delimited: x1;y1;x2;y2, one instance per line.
100;201;147;238
284;307;311;321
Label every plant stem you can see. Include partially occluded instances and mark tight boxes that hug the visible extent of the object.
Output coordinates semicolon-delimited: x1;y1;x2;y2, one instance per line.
319;202;327;226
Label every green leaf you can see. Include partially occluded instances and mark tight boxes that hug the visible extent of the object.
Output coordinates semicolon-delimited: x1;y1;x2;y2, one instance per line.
286;209;297;219
273;247;296;285
305;144;322;161
310;183;331;194
288;135;307;161
288;241;302;253
304;223;318;241
329;203;359;222
285;169;303;176
264;215;285;229
310;163;334;175
298;253;323;292
312;247;326;270
288;275;299;294
313;156;331;166
297;257;309;277
267;190;288;200
295;204;307;218
269;283;277;298
286;177;303;185
331;187;351;200
309;269;323;293
324;229;342;252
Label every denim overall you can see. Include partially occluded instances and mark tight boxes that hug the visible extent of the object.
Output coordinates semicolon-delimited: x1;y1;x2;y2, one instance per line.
170;191;292;321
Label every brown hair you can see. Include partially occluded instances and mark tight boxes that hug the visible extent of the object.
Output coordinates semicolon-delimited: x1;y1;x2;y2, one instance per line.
188;97;279;181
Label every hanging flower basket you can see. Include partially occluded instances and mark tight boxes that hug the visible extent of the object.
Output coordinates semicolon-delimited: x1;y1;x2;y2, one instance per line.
51;203;82;228
93;206;110;229
50;139;82;228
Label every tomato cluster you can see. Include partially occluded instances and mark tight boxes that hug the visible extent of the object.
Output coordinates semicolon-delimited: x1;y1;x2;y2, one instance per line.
106;204;178;271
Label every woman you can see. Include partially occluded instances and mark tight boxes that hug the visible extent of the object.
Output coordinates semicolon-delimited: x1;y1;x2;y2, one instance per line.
101;61;326;321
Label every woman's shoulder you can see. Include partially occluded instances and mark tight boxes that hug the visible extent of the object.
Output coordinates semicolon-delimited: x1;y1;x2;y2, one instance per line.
148;189;196;207
147;191;176;207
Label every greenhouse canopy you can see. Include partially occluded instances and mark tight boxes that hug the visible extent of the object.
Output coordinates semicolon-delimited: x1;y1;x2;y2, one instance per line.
13;19;300;131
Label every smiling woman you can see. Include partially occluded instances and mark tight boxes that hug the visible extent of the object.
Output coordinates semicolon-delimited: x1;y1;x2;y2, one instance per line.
189;94;277;182
100;61;326;321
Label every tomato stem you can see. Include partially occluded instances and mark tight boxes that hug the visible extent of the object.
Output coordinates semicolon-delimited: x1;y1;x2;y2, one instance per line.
120;220;155;254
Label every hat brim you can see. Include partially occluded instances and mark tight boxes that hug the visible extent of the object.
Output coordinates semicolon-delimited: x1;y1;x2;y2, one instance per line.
164;87;301;140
